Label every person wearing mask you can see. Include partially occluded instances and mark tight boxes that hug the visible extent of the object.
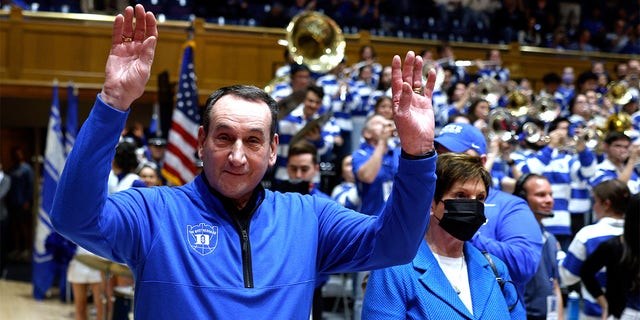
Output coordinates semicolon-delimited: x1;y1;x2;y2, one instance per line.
433;122;542;308
579;193;640;320
362;153;525;319
513;174;564;320
50;5;440;318
282;140;330;319
560;179;630;320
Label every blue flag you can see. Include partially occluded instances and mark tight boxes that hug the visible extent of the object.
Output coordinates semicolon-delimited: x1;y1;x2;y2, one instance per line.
65;82;78;156
149;102;161;137
32;80;70;300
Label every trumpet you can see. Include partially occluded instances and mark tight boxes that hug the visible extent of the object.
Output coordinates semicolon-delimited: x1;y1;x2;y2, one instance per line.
487;108;518;142
433;57;501;68
564;127;602;153
522;122;550;144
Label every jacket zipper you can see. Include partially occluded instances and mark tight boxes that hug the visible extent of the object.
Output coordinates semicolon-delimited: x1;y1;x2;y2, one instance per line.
239;226;253;288
232;215;254;288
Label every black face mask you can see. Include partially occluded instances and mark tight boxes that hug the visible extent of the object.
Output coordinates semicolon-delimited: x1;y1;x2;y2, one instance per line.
436;199;486;241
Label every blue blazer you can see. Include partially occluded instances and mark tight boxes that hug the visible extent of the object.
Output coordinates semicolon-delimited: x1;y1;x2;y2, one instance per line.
362;241;526;319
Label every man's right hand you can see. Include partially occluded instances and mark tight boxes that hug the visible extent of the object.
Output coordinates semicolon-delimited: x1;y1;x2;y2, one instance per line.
100;4;158;111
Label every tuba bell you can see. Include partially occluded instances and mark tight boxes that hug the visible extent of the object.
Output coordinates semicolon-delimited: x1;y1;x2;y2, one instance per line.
505;90;529;118
474;77;503;106
286;11;346;74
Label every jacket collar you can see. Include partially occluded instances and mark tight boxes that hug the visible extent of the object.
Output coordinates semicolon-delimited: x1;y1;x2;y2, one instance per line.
414;241;497;319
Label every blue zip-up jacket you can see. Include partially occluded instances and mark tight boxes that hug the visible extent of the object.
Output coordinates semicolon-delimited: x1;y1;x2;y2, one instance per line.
51;96;437;319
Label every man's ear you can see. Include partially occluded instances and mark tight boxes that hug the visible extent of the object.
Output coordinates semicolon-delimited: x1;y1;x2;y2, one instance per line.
197;126;205;159
269;134;279;167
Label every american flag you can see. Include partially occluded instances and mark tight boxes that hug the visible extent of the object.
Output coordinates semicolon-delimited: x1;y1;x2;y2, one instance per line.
162;41;201;186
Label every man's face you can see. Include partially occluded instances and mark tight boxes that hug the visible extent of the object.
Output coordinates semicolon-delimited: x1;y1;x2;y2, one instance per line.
198;95;277;207
287;153;317;181
291;70;311;91
302;90;322;119
148;144;165;161
364;115;394;143
605;139;630;163
524;177;554;219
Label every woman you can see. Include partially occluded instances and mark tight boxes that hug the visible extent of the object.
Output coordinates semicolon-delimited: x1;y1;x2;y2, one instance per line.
580;193;640;320
136;161;162;187
362;153;525;319
561;179;629;319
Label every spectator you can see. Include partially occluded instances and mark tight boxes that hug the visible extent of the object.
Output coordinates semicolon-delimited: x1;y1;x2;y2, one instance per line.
330;155;360;211
514;173;565;320
362;153;525;319
7;146;34;261
579;193;640;320
352;114;399;216
568;28;599;52
434;122;543;306
275;85;340;184
136;161;162;187
0;162;10;276
560;179;630;319
589;131;640;194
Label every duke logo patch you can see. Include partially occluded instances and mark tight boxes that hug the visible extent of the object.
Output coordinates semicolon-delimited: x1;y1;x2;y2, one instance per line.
187;223;219;256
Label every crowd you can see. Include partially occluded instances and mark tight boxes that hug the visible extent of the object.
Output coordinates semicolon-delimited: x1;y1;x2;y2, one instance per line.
6;0;640;54
1;3;639;320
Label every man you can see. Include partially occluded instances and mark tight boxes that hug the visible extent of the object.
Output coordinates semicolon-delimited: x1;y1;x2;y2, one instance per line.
514;174;564;320
352;114;400;216
517;117;597;249
434;122;543;306
51;5;439;319
145;136;168;185
6;146;34;261
589;131;640;194
275;85;340;184
283;140;330;320
269;63;314;124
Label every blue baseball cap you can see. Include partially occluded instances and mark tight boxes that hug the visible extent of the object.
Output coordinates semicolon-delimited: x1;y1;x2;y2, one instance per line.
435;123;487;155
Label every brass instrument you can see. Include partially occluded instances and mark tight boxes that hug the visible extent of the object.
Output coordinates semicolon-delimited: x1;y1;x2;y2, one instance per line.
488;108;518;142
529;96;560;123
604;111;633;133
505;90;528;118
265;11;345;95
288;111;334;147
606;81;633;106
522;122;550;144
433;57;501;68
565;126;602;153
474;77;503;106
576;127;601;150
286;11;346;74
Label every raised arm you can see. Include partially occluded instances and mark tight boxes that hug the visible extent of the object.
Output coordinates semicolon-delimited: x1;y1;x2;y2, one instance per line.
101;4;158;111
391;51;437;155
51;5;157;258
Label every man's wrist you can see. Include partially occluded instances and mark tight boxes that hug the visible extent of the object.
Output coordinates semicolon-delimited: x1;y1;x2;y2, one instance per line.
401;149;436;160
